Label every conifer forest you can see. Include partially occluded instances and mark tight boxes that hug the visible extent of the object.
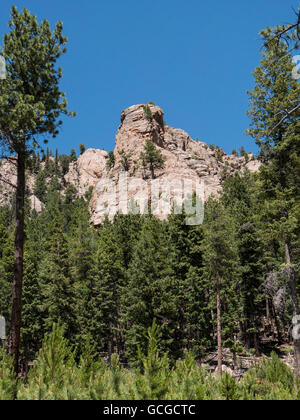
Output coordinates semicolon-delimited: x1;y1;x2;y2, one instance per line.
0;3;300;402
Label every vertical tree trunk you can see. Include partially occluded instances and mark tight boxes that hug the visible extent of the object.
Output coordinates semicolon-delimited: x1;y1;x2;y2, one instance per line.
150;163;155;180
285;242;300;385
216;277;223;376
272;303;282;344
266;298;270;320
9;151;25;375
108;320;113;364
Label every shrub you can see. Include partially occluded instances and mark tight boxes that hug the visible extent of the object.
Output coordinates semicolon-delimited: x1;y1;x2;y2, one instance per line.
143;105;153;121
107;151;115;170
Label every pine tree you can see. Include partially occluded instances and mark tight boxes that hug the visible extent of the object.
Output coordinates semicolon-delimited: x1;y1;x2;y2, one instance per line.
119;149;132;172
122;217;179;362
39;215;76;342
34;170;47;203
143;105;153;121
0;346;17;400
67;202;98;350
79;144;86;155
59;154;71;177
86;222;125;359
18;323;77;400
135;320;169;400
113;214;143;270
167;212;210;356
201;200;240;375
107;151;115;170
0;7;74;371
247;27;300;382
55;149;59;171
140;140;165;179
70;149;77;162
21;246;44;364
68;201;97;285
221;172;264;354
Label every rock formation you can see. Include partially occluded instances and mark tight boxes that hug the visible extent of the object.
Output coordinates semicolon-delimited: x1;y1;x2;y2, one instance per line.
89;104;260;224
0;104;261;224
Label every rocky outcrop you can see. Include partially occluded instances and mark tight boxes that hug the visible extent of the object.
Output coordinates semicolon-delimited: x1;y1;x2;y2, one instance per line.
0;158;17;206
0;104;261;223
29;195;43;213
65;149;108;197
89;104;261;225
0;158;44;212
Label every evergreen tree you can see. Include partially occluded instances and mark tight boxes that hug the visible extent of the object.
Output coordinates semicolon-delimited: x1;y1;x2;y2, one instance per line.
201;200;240;375
221;171;264;354
20;212;47;365
68;201;97;285
86;223;125;359
0;7;74;371
21;245;44;364
107;151;115;170
59;154;71;177
70;149;77;162
113;214;143;270
143;105;153;121
247;27;300;382
79;144;86;155
140;140;165;179
34;170;47;203
119;149;132;172
122;217;179;362
55;149;59;171
167;212;210;356
39;215;76;342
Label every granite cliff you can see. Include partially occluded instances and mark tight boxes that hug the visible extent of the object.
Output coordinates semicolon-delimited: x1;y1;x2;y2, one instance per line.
0;104;260;224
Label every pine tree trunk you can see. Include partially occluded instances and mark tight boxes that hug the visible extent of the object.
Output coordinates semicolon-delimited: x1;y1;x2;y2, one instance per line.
108;321;113;363
150;163;155;180
216;277;222;376
9;152;25;375
272;304;282;344
266;298;270;320
254;330;260;357
285;242;300;384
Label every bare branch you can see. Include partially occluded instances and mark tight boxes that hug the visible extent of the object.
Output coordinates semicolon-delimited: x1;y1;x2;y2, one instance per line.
268;103;300;136
0;173;17;189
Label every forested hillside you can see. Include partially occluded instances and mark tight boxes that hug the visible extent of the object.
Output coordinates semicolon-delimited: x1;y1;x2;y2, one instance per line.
0;155;299;399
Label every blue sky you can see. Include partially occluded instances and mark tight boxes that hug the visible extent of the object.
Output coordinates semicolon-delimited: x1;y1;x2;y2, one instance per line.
0;0;299;156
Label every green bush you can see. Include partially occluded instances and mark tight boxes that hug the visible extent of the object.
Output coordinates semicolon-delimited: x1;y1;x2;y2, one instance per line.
1;327;298;400
240;353;295;400
143;105;153;121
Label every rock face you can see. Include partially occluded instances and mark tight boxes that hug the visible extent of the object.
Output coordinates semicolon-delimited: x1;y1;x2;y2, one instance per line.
0;158;17;207
89;104;260;225
0;158;44;213
0;104;261;224
65;149;108;197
